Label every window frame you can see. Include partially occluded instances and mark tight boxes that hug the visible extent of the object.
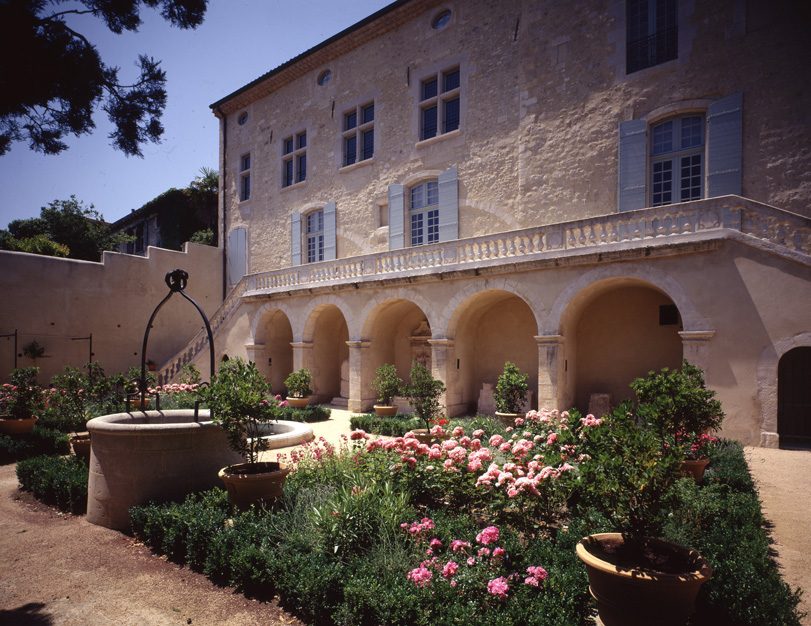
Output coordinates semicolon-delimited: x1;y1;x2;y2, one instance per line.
419;66;461;141
341;102;374;167
282;131;307;187
408;179;440;247
239;152;251;202
626;0;678;74
648;114;705;207
304;208;325;263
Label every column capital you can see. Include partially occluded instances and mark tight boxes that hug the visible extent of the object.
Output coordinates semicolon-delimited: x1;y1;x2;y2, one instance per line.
244;343;264;351
534;334;564;345
345;340;371;349
290;341;314;350
427;338;454;347
678;330;716;342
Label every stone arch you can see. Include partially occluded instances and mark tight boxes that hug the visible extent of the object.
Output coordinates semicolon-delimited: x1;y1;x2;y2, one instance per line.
300;295;354;342
359;290;438;339
441;278;543;338
248;302;295;394
445;286;540;416
757;332;811;448
557;273;688;412
301;301;350;404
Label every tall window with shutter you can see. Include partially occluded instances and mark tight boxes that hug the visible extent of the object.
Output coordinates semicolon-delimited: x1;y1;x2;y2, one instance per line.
388;166;458;250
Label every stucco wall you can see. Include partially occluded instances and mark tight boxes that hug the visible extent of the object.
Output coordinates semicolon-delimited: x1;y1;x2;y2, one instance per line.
219;0;811;277
0;243;222;383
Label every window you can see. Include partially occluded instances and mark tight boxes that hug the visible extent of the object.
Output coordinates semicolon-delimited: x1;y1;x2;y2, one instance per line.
649;115;704;206
342;102;374;166
626;0;677;74
237;111;248;125
317;69;331;86
409;180;439;246
305;210;324;263
282;131;307;187
239;152;251;201
419;67;460;141
432;9;452;30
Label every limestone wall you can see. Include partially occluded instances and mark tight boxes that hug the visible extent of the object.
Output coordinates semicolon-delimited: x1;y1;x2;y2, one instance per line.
0;243;223;383
217;0;811;275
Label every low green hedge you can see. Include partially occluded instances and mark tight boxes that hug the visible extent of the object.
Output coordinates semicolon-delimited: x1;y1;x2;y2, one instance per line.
16;454;88;514
0;426;70;464
662;440;804;625
277;404;331;423
349;413;422;436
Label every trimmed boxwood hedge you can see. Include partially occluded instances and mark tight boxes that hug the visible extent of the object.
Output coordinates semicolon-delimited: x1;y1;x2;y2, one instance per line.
277;404;331;423
0;426;70;464
349;413;421;436
16;454;88;514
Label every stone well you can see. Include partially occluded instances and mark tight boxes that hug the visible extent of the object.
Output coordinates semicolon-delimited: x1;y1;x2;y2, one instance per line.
86;410;313;530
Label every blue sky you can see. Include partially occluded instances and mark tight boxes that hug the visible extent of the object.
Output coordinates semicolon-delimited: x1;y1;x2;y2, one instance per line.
0;0;391;227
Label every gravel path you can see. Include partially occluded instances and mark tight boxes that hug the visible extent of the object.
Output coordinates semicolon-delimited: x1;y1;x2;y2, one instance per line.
745;446;810;623
0;463;302;626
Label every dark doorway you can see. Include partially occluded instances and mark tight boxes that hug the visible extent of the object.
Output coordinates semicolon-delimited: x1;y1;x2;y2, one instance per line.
778;347;811;448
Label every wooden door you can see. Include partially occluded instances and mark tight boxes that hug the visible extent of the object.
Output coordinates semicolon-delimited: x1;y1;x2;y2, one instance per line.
778;347;811;448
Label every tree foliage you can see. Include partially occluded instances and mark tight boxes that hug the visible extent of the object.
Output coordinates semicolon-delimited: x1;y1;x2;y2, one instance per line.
0;0;207;157
1;196;128;261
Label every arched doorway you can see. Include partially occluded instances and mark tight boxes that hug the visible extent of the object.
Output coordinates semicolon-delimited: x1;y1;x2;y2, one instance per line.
566;280;683;412
450;290;538;417
304;304;349;404
254;309;294;394
778;347;811;448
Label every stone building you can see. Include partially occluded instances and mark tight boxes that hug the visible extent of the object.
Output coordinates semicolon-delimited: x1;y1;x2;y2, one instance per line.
163;0;811;447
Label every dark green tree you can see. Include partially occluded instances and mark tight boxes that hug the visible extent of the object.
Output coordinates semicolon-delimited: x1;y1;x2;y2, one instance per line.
1;196;128;261
0;0;207;157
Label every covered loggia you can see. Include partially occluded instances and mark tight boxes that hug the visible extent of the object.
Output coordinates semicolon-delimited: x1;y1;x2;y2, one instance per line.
302;304;349;404
448;289;538;416
561;278;683;412
252;308;294;394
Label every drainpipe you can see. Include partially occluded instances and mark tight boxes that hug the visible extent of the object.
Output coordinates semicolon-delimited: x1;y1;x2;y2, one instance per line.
216;106;228;301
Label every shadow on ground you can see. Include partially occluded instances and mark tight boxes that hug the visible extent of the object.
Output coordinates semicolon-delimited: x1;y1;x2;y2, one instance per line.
0;602;53;625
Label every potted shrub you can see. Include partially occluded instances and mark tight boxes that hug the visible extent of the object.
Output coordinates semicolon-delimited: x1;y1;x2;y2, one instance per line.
631;361;724;482
0;367;44;435
200;358;288;510
494;361;529;425
404;361;445;443
574;404;712;626
370;363;403;416
284;368;313;408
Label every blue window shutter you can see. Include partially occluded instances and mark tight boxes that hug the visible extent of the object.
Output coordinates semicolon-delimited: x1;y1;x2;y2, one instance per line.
707;92;743;197
291;212;301;266
227;227;247;286
388;184;405;250
438;165;459;242
618;119;647;212
323;201;337;261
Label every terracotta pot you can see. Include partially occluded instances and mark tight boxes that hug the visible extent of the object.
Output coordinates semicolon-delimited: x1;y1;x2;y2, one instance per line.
495;411;520;427
218;461;290;510
411;428;435;444
576;533;712;626
0;416;37;436
285;396;310;409
70;432;91;462
374;405;397;417
680;458;710;482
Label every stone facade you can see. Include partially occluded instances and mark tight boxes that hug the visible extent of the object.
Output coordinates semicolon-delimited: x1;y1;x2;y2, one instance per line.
181;0;811;447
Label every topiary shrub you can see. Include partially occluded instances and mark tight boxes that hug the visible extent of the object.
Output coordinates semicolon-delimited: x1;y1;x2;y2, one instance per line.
16;454;88;513
495;361;529;414
404;362;445;431
371;363;404;406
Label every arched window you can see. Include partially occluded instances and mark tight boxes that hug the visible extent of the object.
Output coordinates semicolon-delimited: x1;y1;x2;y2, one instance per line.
650;114;704;206
409;179;439;246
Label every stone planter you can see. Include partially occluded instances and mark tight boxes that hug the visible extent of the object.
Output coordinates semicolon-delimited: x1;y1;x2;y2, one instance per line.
576;533;712;626
285;396;311;408
218;461;290;510
374;405;397;417
495;411;520;427
0;416;37;436
70;431;91;462
680;458;710;482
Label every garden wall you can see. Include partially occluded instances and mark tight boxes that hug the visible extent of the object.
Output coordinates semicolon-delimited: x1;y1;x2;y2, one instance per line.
0;243;222;382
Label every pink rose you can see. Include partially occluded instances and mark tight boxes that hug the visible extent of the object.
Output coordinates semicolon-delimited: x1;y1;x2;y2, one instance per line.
487;576;509;599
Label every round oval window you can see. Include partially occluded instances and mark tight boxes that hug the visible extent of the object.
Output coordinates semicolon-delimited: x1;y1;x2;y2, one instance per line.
432;9;451;30
237;111;248;125
317;69;332;86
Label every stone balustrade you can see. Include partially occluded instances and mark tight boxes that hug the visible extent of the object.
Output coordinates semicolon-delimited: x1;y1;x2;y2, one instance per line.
160;196;810;381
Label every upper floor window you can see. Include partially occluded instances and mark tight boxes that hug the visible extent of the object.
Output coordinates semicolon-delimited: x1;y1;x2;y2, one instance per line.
283;131;307;187
239;152;251;201
305;209;324;263
626;0;677;74
409;180;439;246
342;102;374;166
650;115;704;206
419;67;460;141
